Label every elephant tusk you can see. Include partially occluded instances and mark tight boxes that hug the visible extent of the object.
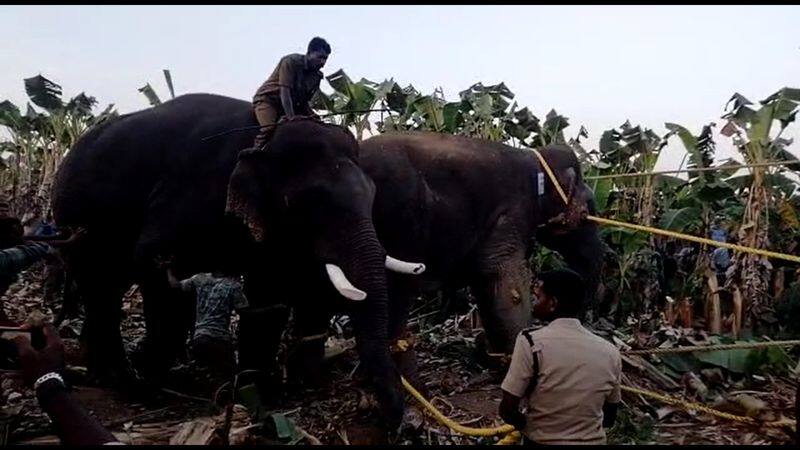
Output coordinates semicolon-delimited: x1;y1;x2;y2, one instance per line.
325;264;367;301
385;256;426;275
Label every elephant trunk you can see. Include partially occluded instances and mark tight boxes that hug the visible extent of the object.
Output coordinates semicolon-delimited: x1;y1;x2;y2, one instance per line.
337;218;403;429
541;220;604;318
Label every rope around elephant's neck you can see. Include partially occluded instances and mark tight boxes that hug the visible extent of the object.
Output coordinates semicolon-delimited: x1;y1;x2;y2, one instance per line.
532;147;800;264
531;149;570;206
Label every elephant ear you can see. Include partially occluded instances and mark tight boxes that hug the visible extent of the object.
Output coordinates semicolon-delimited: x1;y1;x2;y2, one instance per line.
226;149;271;242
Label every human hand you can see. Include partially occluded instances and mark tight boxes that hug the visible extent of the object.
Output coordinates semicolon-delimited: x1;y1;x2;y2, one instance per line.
12;322;65;387
154;255;174;270
69;227;87;241
47;226;87;247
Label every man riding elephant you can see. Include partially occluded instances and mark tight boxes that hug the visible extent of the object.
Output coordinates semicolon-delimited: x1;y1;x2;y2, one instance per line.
51;94;599;433
251;37;331;149
51;94;423;432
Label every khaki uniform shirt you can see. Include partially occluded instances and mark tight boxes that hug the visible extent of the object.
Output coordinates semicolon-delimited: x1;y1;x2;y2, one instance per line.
501;318;622;445
253;53;323;114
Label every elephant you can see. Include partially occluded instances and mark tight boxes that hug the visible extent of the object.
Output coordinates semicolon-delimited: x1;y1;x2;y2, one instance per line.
51;93;420;429
353;131;604;376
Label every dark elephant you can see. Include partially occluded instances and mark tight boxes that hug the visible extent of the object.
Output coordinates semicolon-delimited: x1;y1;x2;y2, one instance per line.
51;93;419;429
358;131;603;367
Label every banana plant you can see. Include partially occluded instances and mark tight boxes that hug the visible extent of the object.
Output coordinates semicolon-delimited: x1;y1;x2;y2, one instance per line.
0;75;116;215
659;123;736;236
311;70;396;141
138;69;176;106
719;87;800;328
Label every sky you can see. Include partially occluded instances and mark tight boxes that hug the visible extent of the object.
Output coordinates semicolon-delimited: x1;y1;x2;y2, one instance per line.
2;5;799;170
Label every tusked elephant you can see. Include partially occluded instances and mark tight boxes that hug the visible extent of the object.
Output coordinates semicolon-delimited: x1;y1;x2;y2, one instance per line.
51;93;421;429
355;131;604;382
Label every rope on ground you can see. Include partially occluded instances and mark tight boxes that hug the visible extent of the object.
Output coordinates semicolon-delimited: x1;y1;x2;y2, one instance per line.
623;339;800;356
495;431;522;445
585;159;800;181
531;149;800;264
621;385;796;430
400;376;518;442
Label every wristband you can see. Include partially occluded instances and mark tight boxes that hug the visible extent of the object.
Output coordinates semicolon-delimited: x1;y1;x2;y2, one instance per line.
34;372;67;405
34;372;64;391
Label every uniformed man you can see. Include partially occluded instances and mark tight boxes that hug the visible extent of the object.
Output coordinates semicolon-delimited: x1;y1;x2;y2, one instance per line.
251;37;331;149
499;269;622;445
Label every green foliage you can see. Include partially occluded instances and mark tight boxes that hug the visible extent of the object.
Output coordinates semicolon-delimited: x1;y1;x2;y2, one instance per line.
4;68;800;339
774;280;800;336
138;69;176;106
530;246;567;274
0;74;116;215
659;207;703;233
314;73;582;148
24;75;63;112
693;339;793;376
607;409;655;445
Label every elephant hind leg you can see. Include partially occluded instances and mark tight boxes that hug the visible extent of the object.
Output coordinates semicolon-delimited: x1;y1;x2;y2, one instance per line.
70;258;134;386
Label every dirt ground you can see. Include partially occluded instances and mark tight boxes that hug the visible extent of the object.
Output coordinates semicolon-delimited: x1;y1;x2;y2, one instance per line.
0;264;796;445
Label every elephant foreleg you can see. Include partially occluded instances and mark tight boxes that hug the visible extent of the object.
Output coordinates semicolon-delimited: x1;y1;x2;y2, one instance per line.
286;307;329;388
387;284;429;398
236;303;290;405
233;268;294;408
135;272;194;381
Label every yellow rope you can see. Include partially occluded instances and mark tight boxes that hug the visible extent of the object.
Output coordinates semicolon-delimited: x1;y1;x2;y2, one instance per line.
532;149;570;205
299;332;328;343
621;385;796;430
400;376;517;439
588;215;800;264
398;152;800;440
495;431;522;445
623;339;800;356
532;149;800;264
585;159;800;181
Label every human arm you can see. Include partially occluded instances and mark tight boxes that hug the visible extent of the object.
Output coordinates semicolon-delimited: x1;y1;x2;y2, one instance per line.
0;243;51;275
165;268;195;292
603;352;622;428
498;334;535;430
298;78;321;117
231;282;249;310
278;58;297;118
43;227;86;247
13;323;119;445
165;267;182;289
155;257;194;291
280;87;295;118
602;402;619;428
499;389;526;430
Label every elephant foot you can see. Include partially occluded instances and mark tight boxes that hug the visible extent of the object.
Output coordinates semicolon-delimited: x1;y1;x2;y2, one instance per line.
86;353;143;393
128;338;182;385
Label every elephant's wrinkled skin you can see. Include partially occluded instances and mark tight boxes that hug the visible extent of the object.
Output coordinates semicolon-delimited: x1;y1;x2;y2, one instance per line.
359;131;603;358
51;94;404;428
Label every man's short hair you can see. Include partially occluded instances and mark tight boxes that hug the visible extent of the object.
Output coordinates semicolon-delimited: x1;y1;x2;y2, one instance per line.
308;37;331;55
539;269;585;317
